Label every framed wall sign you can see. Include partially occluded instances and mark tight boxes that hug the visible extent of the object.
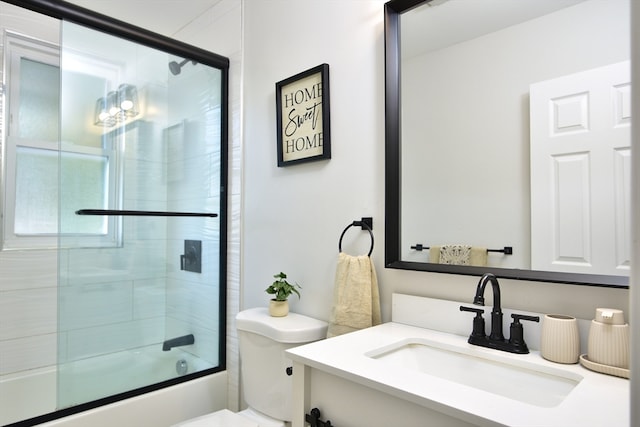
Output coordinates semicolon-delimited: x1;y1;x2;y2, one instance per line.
276;63;331;167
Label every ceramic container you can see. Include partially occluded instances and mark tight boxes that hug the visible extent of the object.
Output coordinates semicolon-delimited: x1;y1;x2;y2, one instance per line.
269;299;289;317
540;314;580;364
587;308;629;369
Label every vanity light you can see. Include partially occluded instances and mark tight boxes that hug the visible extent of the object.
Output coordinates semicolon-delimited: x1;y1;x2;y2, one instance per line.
94;84;140;127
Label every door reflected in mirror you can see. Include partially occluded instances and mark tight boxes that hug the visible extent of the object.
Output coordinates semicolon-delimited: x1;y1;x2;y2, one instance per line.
385;0;630;287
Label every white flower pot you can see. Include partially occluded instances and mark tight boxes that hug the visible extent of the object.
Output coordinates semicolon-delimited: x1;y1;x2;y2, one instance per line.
269;299;289;317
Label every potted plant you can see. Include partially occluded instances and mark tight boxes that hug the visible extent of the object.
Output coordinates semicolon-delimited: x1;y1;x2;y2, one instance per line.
265;272;301;317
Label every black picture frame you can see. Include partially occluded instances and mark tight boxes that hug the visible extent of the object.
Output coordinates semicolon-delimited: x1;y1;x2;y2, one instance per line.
276;63;331;167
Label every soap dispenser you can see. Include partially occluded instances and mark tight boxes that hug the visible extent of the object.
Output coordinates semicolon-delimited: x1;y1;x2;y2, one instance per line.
587;308;629;369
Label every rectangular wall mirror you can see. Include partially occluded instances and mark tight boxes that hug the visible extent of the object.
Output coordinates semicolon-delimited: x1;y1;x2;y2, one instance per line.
384;0;630;288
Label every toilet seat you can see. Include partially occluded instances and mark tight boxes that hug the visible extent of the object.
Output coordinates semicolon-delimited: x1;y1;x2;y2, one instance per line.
171;409;259;427
237;408;285;427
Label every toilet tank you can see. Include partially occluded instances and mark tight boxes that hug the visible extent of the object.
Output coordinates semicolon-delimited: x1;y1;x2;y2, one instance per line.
236;308;327;422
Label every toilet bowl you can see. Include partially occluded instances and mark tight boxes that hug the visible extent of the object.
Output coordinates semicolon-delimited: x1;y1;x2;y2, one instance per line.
172;308;328;427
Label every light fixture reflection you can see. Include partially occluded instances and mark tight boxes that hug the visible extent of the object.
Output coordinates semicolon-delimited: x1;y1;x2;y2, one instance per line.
94;83;140;127
118;84;139;117
107;91;120;116
94;97;115;127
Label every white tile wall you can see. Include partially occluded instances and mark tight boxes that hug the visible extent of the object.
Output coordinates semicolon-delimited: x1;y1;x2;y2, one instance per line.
0;2;242;418
0;244;58;376
133;278;167;319
163;81;225;367
63;318;165;362
0;333;57;375
58;281;134;331
221;49;243;409
0;90;220;379
0;250;58;291
169;0;243;410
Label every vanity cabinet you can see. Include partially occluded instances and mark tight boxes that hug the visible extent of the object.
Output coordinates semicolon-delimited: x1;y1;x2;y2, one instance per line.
286;294;629;427
291;362;475;427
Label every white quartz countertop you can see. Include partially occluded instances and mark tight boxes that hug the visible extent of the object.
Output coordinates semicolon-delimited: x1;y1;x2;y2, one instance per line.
286;322;629;427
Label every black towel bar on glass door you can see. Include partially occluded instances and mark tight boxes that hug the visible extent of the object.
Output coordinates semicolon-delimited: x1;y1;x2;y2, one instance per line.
76;209;217;217
410;244;513;255
338;219;374;256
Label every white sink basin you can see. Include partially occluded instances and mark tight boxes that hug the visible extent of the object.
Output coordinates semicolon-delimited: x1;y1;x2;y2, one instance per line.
366;338;582;407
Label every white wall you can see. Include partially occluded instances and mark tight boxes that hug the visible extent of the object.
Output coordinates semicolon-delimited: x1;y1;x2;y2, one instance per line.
401;0;629;270
243;0;389;321
242;0;628;325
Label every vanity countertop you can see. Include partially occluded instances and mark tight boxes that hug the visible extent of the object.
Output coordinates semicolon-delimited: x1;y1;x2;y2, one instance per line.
286;321;629;427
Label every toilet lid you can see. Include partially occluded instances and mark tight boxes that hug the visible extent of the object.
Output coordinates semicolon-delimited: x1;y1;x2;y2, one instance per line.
171;409;259;427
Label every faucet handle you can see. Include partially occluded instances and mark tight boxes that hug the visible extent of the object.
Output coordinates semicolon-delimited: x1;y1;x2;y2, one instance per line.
460;305;484;315
511;313;540;323
460;306;486;339
508;313;540;354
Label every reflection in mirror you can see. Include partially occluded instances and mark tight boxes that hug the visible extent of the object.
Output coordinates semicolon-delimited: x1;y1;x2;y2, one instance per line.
384;0;630;287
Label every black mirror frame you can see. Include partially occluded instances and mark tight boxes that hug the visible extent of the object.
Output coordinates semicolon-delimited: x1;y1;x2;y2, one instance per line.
383;0;628;288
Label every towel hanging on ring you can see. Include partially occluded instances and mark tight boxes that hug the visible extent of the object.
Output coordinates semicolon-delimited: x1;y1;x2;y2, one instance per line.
328;219;380;338
327;253;381;338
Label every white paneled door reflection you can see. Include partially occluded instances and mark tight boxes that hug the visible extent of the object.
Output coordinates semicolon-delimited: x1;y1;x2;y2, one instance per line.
530;61;631;276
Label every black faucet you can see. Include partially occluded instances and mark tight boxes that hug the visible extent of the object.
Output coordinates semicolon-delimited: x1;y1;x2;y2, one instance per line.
460;273;539;354
473;272;504;341
162;334;194;351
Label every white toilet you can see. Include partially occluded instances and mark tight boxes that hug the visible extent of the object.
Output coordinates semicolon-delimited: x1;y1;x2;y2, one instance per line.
173;307;328;427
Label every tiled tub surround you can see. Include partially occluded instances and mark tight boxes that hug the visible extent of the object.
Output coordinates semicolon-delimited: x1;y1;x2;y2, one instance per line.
286;294;629;427
0;345;213;425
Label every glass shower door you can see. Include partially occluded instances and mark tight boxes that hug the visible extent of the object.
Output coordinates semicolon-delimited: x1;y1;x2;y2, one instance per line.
57;20;224;408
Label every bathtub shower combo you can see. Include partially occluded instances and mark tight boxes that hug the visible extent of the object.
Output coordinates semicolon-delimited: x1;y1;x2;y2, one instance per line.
0;1;228;425
1;347;211;424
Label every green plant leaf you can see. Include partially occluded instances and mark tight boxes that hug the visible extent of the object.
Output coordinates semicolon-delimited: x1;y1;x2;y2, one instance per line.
265;271;301;301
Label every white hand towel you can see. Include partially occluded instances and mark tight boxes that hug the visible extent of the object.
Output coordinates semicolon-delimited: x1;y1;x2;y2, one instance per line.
326;253;381;338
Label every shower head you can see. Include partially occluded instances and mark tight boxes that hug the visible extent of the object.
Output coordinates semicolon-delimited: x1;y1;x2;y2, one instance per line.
168;58;196;75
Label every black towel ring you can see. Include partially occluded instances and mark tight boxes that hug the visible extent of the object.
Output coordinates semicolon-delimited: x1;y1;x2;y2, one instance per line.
338;220;374;257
